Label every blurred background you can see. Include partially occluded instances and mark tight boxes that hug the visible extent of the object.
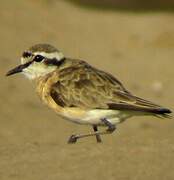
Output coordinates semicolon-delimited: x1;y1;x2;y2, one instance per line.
0;0;174;180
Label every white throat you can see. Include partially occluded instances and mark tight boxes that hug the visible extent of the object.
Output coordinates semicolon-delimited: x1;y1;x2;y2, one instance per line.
22;65;57;80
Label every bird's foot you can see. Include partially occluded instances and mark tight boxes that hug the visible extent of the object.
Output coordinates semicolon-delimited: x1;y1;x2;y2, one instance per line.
68;134;79;144
101;118;116;132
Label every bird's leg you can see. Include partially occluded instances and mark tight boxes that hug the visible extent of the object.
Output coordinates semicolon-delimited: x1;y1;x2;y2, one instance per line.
68;118;116;144
100;118;116;132
93;125;102;143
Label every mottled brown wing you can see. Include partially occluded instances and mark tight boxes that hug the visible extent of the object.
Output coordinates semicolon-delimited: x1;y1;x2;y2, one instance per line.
51;60;171;114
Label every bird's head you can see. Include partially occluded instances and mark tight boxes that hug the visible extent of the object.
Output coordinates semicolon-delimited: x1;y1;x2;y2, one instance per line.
6;44;65;79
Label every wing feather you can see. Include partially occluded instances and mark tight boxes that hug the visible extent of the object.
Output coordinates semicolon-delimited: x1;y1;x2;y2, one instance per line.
50;59;171;115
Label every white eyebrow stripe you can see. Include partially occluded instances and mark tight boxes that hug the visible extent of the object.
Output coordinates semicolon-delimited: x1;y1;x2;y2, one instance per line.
33;51;64;60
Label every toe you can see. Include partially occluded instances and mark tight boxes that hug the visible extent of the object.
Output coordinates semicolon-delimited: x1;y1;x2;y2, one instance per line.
68;134;78;144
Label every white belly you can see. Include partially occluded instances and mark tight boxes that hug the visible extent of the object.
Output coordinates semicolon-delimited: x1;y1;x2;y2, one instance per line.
61;109;132;126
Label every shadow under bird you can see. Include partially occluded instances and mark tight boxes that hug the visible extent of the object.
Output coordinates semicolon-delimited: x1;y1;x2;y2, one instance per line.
6;44;172;143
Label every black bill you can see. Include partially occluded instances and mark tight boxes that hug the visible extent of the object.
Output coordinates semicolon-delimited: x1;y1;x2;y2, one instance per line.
6;61;32;76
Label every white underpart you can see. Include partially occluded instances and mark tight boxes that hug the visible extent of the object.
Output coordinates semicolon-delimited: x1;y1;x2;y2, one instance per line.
21;51;64;80
63;109;132;125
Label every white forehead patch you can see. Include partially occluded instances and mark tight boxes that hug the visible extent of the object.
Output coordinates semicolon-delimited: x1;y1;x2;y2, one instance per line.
33;51;64;60
21;57;27;64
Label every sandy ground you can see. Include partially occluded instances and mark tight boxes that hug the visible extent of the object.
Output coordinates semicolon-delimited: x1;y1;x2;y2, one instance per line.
0;0;174;180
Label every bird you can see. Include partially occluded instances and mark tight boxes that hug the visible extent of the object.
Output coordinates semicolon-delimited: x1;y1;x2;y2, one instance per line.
6;44;172;143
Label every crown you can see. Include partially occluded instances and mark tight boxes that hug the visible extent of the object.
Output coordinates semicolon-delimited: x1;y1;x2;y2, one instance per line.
28;44;59;53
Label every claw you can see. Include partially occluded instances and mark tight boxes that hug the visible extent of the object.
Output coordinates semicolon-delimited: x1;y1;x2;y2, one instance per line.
68;134;79;144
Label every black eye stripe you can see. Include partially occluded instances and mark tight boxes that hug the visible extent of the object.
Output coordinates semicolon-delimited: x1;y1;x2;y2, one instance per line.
44;58;59;65
33;55;44;62
23;51;32;58
44;58;65;66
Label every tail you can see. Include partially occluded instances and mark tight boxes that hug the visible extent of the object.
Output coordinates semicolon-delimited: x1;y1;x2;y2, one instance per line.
108;103;172;118
154;108;173;119
151;108;172;114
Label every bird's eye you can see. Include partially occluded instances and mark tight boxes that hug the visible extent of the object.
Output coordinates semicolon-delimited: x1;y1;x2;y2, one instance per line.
23;51;32;58
33;55;44;62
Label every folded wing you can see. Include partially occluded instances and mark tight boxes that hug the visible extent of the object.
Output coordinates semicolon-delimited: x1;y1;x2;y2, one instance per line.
51;59;171;115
